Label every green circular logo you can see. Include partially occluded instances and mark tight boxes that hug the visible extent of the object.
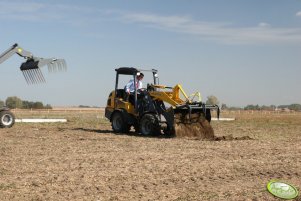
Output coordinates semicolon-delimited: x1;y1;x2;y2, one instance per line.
267;180;299;199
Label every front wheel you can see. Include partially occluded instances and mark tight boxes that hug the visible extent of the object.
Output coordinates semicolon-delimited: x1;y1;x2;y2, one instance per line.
0;110;15;128
111;112;129;133
139;113;160;136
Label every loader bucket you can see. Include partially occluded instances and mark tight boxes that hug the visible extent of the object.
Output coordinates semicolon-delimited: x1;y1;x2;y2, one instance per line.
166;104;219;140
20;59;45;84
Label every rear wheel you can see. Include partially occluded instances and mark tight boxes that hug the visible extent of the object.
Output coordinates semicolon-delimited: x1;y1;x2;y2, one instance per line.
140;114;160;136
111;112;129;133
0;110;15;128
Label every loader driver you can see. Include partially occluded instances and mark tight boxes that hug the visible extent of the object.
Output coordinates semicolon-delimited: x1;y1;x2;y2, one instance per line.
124;73;144;105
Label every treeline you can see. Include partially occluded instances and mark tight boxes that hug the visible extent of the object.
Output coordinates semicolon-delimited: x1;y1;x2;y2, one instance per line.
221;104;301;111
78;105;100;108
244;104;301;111
0;96;52;109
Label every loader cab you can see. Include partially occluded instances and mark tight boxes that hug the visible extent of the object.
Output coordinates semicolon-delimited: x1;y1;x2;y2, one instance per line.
105;67;159;133
113;67;158;111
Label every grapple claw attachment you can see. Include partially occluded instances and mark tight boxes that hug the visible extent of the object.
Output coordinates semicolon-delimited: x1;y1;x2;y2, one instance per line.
47;59;67;73
20;59;46;84
19;57;67;84
0;43;67;84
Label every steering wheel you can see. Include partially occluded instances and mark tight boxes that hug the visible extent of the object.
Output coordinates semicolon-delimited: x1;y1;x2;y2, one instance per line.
137;88;147;93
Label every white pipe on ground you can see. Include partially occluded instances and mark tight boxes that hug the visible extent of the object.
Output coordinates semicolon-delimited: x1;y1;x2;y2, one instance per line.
15;119;67;123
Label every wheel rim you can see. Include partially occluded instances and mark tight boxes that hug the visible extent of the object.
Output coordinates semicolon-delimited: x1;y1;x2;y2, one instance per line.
141;119;152;135
1;114;13;126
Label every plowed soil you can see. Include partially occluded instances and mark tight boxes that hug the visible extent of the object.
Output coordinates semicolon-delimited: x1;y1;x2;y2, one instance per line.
174;113;215;140
1;110;301;201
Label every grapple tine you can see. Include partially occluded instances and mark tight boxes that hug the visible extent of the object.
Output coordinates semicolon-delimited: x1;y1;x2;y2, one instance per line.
57;61;61;71
31;69;38;83
21;68;45;84
59;61;64;71
54;62;58;72
22;71;30;84
26;71;33;84
55;62;60;72
27;70;35;84
33;68;45;83
48;62;57;73
31;70;38;84
37;68;46;83
60;61;64;71
47;63;52;73
62;60;66;71
51;63;55;72
46;59;67;73
31;69;40;84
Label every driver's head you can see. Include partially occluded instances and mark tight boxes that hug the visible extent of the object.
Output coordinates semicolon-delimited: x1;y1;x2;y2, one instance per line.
137;73;144;80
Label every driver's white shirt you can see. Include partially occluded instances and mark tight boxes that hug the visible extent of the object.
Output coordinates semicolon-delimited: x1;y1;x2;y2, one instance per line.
125;79;143;93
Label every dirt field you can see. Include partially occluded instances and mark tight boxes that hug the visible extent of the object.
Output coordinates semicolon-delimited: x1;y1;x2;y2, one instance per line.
1;110;301;201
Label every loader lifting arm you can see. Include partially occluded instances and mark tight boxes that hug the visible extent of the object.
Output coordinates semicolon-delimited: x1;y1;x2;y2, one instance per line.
0;43;66;84
148;83;220;129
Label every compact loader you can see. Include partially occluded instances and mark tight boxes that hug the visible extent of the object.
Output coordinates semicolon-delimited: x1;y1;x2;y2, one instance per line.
105;67;219;139
0;43;66;84
0;43;67;128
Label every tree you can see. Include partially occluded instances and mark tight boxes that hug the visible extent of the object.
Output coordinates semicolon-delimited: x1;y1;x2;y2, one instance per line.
288;104;301;111
33;102;44;109
206;95;219;105
22;101;34;109
5;96;23;109
44;104;52;109
221;103;228;110
0;100;4;108
244;104;260;110
79;105;91;108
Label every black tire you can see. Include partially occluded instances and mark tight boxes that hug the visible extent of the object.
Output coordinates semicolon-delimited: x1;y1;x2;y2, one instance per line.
139;113;161;136
163;126;175;137
111;112;129;133
0;110;15;128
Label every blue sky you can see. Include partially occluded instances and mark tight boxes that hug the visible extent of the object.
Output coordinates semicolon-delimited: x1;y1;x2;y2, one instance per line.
1;0;301;107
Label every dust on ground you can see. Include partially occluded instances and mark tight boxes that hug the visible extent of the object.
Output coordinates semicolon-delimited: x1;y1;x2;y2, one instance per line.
174;113;251;141
174;113;215;140
0;110;301;201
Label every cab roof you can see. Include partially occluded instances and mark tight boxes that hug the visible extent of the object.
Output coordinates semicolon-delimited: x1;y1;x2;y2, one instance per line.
115;67;157;75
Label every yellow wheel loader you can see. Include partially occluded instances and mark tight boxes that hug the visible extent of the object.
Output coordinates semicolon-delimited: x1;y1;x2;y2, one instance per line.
105;67;219;139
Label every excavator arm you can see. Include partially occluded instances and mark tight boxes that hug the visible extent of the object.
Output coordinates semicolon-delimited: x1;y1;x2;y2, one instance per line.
0;43;66;84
